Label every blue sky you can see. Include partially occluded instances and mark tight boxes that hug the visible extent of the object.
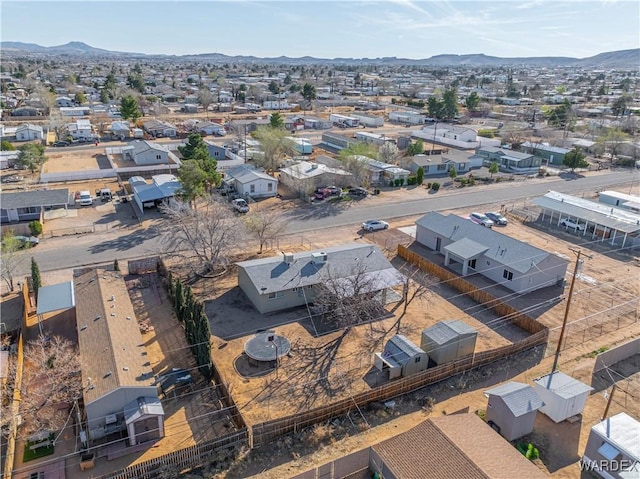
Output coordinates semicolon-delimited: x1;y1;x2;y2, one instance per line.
1;1;638;59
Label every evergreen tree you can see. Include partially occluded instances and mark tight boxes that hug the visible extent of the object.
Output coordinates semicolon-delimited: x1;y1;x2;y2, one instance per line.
31;257;41;300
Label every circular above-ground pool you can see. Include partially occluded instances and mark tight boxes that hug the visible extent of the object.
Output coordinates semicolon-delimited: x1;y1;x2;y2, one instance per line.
244;330;291;364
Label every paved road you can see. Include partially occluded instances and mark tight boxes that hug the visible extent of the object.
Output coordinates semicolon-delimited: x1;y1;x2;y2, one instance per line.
15;169;639;276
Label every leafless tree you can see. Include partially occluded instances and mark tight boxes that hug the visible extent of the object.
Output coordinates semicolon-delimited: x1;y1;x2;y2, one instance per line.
0;233;28;291
377;142;402;164
11;335;82;437
252;126;297;173
312;262;390;328
242;207;288;254
341;155;371;187
197;88;215;112
159;198;244;276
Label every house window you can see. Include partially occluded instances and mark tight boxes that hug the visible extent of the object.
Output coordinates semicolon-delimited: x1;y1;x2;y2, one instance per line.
437;164;446;171
268;183;273;192
156;154;162;160
268;291;283;300
307;285;313;289
292;287;298;292
250;184;255;193
468;259;476;269
503;270;513;281
214;151;219;157
415;356;421;363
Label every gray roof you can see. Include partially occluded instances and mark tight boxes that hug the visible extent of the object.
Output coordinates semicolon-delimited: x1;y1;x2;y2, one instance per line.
592;413;640;462
416;212;567;274
0;188;69;210
237;243;405;295
532;191;640;234
478;146;533;160
132;140;169;155
36;281;75;315
124;396;164;425
521;141;571;155
225;165;277;184
423;320;477;345
533;371;593;398
129;175;182;202
383;335;424;366
444;237;489;260
485;382;544;417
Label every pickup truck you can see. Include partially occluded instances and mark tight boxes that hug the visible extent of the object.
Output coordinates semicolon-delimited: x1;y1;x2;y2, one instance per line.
232;198;249;213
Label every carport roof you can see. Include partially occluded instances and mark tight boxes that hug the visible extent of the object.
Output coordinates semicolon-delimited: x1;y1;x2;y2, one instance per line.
532;191;640;234
37;281;75;315
0;188;69;209
444;238;489;260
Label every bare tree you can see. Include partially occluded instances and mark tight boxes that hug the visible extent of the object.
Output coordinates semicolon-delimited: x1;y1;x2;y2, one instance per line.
197;88;215;112
13;335;82;437
159;198;243;276
242;207;288;254
377;142;402;164
341;155;372;188
252;126;296;173
0;233;28;291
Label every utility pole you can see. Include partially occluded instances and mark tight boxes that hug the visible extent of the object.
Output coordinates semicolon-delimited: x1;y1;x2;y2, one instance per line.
549;248;592;381
601;384;616;421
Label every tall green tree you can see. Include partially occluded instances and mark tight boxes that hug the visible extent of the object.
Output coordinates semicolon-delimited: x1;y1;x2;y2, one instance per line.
442;88;458;120
301;83;316;109
119;95;141;121
465;91;481;111
178;133;221;193
427;97;444;119
416;166;424;185
74;92;87;104
1;140;15;151
407;140;424;156
448;165;458;181
269;112;285;130
546;100;573;129
99;89;110;104
563;149;588;172
489;161;499;179
16;143;47;173
31;257;42;300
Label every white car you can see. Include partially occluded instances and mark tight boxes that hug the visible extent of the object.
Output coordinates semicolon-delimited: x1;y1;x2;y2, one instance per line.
560;218;585;231
77;190;93;206
469;212;494;228
232;198;249;213
362;220;389;232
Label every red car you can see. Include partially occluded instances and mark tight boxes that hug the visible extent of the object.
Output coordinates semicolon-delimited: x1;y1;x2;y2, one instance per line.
314;188;332;200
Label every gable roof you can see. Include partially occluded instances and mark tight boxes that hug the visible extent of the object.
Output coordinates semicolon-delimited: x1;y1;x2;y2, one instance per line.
237;243;405;295
422;320;477;345
74;270;155;405
478;146;533;160
383;335;424;366
129;174;181;202
592;413;640;462
0;188;69;210
373;414;547;479
444;237;489;259
131;139;169;155
485;381;544;417
416;212;566;273
533;371;593;398
280;161;351;180
225;165;276;184
16;123;43;133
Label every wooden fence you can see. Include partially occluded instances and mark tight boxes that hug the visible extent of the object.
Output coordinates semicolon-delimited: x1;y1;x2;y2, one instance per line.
96;429;249;479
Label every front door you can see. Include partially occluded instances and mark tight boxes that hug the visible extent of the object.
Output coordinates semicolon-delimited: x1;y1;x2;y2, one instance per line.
435;237;441;252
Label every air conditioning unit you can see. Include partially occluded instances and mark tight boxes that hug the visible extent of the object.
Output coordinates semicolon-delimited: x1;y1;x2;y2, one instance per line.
311;252;328;264
283;253;294;264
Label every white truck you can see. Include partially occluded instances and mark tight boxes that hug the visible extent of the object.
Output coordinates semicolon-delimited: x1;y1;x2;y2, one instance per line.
232;198;249;213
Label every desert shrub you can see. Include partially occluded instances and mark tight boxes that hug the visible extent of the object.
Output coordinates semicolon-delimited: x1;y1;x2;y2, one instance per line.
431;182;441;191
28;220;43;236
477;129;495;138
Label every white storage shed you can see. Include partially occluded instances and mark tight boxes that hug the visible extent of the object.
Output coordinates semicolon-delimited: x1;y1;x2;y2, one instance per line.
378;335;429;378
533;371;593;423
421;320;477;365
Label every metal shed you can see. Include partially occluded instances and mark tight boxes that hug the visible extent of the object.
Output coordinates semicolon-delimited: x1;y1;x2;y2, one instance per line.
533;371;593;423
378;335;428;378
421;320;477;365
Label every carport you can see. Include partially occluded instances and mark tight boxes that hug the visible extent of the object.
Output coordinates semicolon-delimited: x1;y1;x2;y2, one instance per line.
36;281;75;336
532;191;640;248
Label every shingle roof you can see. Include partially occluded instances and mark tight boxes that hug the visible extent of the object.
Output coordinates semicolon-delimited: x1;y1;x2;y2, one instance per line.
131;139;169;155
225;165;277;184
485;381;544;417
422;320;477;345
236;243;405;295
0;188;69;210
533;371;594;398
74;270;155;405
444;237;489;259
416;212;566;274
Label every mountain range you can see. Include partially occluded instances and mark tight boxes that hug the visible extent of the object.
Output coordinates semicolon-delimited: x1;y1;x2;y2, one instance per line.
1;41;637;68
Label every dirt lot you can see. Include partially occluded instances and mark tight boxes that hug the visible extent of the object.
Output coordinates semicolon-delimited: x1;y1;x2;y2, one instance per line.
42;149;111;173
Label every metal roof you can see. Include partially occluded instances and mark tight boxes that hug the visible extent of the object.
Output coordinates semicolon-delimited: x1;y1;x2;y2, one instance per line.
225;165;276;184
423;320;477;346
0;188;69;210
592;413;640;462
383;335;424;366
532;191;640;234
36;281;75;315
485;381;544;417
533;371;593;398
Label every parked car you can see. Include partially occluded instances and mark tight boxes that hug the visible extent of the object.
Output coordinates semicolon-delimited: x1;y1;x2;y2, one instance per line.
485;212;508;226
348;187;368;197
13;236;39;248
77;190;93;206
232;198;249;213
362;220;389;232
469;212;494;228
2;175;24;183
323;186;341;195
314;188;332;200
52;141;70;147
560;218;586;231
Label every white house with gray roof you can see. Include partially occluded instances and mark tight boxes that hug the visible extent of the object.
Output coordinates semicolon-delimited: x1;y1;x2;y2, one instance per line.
473;145;541;174
236;244;406;314
223;165;277;198
415;212;569;294
412;123;479;150
484;381;544;441
124;140;170;166
15;123;44;142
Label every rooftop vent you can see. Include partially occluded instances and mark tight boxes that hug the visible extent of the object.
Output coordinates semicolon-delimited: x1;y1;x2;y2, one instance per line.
283;253;294;264
311;252;328;265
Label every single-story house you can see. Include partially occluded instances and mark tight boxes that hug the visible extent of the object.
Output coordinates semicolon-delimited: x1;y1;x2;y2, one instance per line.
67;119;94;140
191;120;226;136
420;320;477;365
484;381;544;441
303;116;333;130
320;132;360;151
11;106;43;117
474;146;541;174
15;124;44;142
56;96;74;107
227;119;270;134
582;412;640;479
533;371;593;423
0;188;69;224
0;151;19;170
378;334;428;378
598;191;640;214
406;149;476;176
531;190;640;248
520;141;571;166
413;123;479;150
110;121;131;140
236;243;406;314
388;111;425;125
223;165;278;199
75;270;164;446
143;119;177;138
289;137;313;155
279;160;352;193
350;155;410;185
416;212;570;294
59;106;91;117
129;174;181;211
124;140;170;166
368;414;547;479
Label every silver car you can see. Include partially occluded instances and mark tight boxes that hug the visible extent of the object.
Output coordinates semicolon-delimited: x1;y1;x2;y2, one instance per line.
362;220;389;232
469;212;494;228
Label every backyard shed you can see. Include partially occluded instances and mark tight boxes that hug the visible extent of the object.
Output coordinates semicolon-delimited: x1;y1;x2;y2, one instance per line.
420;320;477;365
484;381;544;441
533;371;593;423
379;335;428;378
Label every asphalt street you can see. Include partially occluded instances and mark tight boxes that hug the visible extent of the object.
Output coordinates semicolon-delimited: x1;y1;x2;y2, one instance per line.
14;169;639;276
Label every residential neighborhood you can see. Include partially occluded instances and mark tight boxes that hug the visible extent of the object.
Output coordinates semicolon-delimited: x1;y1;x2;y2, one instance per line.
0;7;639;479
